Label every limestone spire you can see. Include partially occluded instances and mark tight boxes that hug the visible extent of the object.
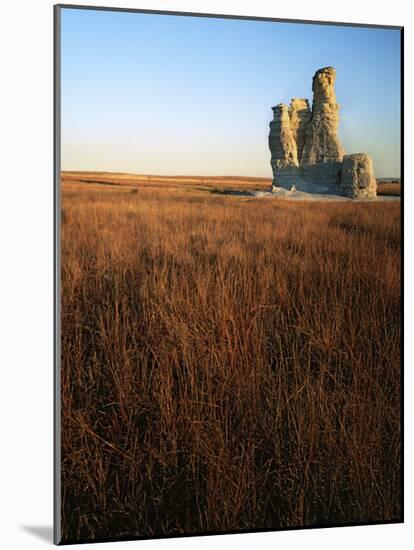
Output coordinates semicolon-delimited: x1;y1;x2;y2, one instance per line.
268;103;298;171
301;67;345;182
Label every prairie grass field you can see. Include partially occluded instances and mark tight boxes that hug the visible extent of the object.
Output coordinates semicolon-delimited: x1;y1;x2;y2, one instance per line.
60;174;401;542
377;182;401;196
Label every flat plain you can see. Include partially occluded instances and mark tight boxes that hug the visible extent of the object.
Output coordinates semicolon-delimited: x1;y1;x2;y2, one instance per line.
60;172;401;542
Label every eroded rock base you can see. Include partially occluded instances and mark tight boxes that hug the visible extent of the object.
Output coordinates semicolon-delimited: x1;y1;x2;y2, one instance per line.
340;154;377;198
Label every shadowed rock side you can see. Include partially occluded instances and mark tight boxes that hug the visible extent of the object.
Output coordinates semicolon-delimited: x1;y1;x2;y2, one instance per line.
268;66;377;198
289;98;312;163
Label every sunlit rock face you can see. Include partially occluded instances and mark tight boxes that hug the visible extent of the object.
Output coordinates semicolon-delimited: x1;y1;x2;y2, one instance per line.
268;103;300;188
340;154;377;198
268;66;377;197
269;103;298;170
301;67;345;185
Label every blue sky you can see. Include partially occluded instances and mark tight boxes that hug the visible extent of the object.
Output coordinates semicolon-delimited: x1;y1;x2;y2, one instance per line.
61;8;401;177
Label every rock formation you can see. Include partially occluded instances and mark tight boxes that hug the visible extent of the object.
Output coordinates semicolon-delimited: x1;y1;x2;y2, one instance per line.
268;104;299;187
301;67;345;184
340;154;377;198
268;66;377;198
269;103;298;169
289;98;312;163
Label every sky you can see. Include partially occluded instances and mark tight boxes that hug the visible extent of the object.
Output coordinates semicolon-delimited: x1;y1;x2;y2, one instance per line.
60;8;401;177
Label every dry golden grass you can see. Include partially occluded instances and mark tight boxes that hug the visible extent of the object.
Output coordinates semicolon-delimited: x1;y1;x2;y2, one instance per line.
61;178;401;543
377;182;401;196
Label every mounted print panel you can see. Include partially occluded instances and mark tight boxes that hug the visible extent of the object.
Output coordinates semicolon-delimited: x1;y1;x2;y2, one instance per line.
54;4;403;545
